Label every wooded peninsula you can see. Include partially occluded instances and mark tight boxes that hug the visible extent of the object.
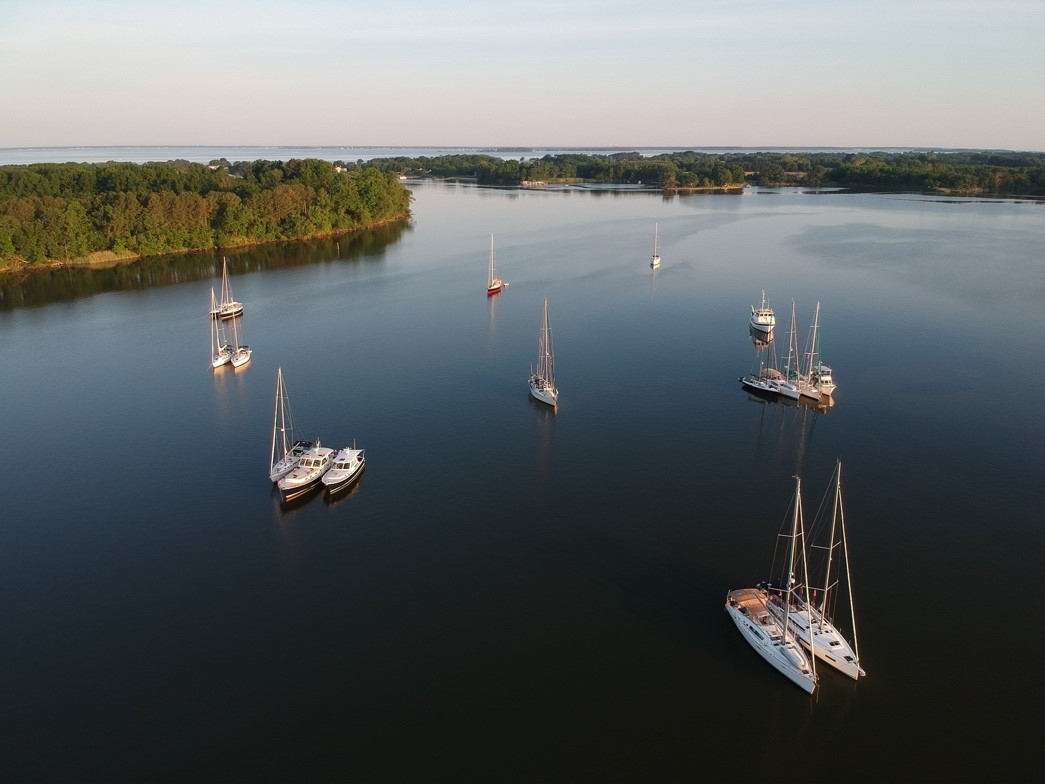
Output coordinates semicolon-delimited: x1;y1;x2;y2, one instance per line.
2;150;1042;270
0;159;411;270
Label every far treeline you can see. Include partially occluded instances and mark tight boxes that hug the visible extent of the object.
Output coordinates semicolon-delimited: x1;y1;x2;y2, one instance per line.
0;159;411;268
354;149;1045;194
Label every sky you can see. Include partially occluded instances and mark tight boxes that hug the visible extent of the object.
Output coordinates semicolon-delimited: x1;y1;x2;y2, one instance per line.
1;0;1043;151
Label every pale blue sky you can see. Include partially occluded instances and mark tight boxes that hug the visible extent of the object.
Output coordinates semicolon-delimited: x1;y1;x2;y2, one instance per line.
1;0;1042;150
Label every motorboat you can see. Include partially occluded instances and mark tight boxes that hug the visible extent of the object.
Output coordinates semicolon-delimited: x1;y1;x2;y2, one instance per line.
321;446;366;495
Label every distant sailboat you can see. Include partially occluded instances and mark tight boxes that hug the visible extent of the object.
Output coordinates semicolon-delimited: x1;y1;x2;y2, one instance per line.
487;234;507;295
650;223;661;269
528;298;558;407
211;257;244;320
209;287;232;368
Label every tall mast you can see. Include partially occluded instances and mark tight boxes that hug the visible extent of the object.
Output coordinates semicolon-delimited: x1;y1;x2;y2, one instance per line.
838;461;861;671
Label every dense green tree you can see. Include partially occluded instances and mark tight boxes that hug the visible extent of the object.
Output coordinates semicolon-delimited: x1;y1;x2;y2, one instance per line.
0;159;411;268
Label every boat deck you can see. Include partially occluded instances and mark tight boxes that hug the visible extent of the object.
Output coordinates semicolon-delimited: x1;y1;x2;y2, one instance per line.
727;588;783;640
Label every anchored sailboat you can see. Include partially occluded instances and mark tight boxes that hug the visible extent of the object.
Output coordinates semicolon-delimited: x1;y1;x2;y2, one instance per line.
650;223;661;269
528;298;558;407
269;368;313;482
726;476;818;694
211;257;243;320
209;287;232;368
487;234;507;295
784;460;864;680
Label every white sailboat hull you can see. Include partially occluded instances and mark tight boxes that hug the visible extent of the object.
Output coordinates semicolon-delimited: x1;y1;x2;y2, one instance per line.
787;607;864;680
211;346;232;368
529;376;558;407
726;588;817;694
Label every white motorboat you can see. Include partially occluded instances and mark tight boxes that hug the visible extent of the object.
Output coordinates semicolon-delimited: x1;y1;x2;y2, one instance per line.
277;442;335;502
725;476;818;694
321;446;366;495
528;298;559;407
750;290;775;333
269;367;313;482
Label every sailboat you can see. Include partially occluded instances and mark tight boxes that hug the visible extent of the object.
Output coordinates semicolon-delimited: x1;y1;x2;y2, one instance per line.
486;234;507;295
209;287;232;368
529;298;558;407
782;460;864;680
650;223;661;269
229;310;252;368
269;367;313;482
750;290;775;333
774;300;809;400
725;476;818;694
210;257;244;320
801;301;835;399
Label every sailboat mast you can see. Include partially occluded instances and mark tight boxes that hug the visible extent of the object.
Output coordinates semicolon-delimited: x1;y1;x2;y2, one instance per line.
797;477;817;682
837;461;862;670
270;369;283;468
783;476;801;626
489;234;495;283
818;459;842;630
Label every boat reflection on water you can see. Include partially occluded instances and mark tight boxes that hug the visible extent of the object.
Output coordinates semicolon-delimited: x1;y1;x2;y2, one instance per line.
741;383;834;413
749;324;774;348
324;473;366;508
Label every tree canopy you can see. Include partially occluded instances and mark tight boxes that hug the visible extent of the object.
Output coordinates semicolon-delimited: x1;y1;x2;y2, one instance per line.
0;158;412;268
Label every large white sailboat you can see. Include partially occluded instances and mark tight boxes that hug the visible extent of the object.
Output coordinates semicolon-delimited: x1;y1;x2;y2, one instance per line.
726;476;818;694
529;298;559;407
487;234;507;295
650;223;661;269
210;257;244;320
782;461;864;680
269;367;313;482
209;287;232;368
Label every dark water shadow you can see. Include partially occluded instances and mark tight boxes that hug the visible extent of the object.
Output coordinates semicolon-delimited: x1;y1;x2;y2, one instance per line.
0;218;411;310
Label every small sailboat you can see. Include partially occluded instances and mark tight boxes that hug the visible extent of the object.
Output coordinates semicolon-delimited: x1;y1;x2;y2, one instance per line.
650;223;661;269
277;442;335;502
528;298;558;407
269;368;313;482
486;234;507;295
229;310;251;368
725;476;818;694
321;444;366;495
750;290;775;333
209;287;232;368
211;257;244;320
783;460;864;680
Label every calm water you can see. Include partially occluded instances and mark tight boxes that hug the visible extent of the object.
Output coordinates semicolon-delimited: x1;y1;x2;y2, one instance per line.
2;182;1043;782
